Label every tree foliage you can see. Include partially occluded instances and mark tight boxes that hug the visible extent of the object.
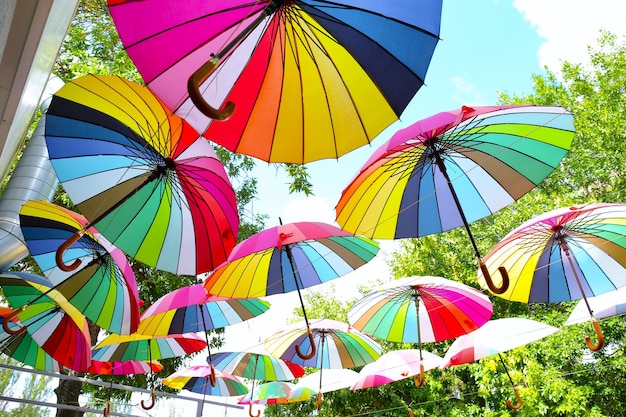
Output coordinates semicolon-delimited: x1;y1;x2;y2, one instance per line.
264;32;626;417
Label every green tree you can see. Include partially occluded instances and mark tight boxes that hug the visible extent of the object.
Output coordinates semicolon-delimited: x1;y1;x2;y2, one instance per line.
265;32;626;417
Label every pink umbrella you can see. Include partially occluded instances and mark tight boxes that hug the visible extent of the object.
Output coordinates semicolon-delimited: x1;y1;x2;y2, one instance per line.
350;349;443;390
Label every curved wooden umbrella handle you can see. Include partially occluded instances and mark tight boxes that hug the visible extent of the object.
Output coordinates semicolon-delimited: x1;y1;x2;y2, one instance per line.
103;401;111;417
586;319;605;351
248;403;260;417
188;57;235;121
141;389;156;410
316;391;323;410
413;362;425;387
295;328;317;360
506;389;523;410
56;231;84;272
209;363;217;387
479;260;509;294
2;306;27;335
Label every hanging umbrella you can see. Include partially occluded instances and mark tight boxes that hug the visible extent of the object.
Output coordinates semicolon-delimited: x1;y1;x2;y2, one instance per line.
348;275;493;385
163;365;249;397
210;351;305;381
19;200;141;335
107;0;443;164
0;306;61;372
205;221;379;359
295;368;359;394
88;359;163;417
478;203;626;351
92;331;207;410
44;74;239;275
440;317;559;409
336;105;576;293
0;271;91;372
238;381;312;413
137;283;271;386
565;286;626;326
264;318;382;369
350;349;443;390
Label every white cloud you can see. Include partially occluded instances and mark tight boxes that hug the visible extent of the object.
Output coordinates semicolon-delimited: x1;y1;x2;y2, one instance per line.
513;0;626;71
451;75;490;105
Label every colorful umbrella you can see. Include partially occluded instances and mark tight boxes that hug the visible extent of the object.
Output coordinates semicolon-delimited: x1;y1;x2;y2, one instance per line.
565;286;626;326
209;351;305;382
238;381;299;405
348;275;493;385
0;306;61;372
163;365;248;397
19;200;141;335
440;317;559;409
44;74;239;275
108;0;443;164
205;221;379;359
264;318;382;370
478;203;626;351
0;271;91;372
336;105;576;293
350;349;443;390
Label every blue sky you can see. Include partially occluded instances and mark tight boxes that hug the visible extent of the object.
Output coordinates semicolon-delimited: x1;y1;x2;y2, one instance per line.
176;1;626;415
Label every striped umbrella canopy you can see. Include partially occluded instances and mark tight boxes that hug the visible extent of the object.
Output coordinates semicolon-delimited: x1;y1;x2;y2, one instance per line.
478;203;626;351
87;360;163;376
0;306;61;372
264;318;382;370
19;200;141;335
163;365;248;397
91;332;206;363
108;0;443;164
336;105;575;293
209;351;305;381
137;284;270;336
205;221;379;360
44;74;239;275
0;272;92;372
238;381;297;405
348;275;492;385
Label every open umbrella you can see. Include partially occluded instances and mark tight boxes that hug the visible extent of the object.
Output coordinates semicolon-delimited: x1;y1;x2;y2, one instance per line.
336;105;576;293
44;74;239;275
295;368;359;394
108;0;443;164
440;317;559;409
239;380;316;416
0;271;92;372
137;283;271;386
92;331;207;410
205;221;379;359
348;275;493;385
350;349;443;390
478;203;626;351
19;200;141;335
87;359;163;417
0;306;61;372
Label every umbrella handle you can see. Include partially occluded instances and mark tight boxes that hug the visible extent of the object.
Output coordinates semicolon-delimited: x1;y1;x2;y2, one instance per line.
2;306;27;335
295;328;317;360
141;389;156;410
248;403;260;417
56;231;84;272
188;56;235;121
413;363;425;387
316;391;323;410
586;319;605;351
209;363;217;387
479;260;509;294
103;401;111;417
506;389;523;410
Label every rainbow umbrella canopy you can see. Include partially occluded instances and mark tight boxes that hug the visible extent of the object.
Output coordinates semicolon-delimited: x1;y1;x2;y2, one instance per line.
0;272;92;372
43;74;239;276
107;0;443;164
478;203;626;351
204;221;379;359
336;105;576;293
348;275;493;385
163;365;248;397
19;200;141;335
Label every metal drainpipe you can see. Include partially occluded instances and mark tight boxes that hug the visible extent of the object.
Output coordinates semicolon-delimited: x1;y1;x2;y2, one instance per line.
0;75;63;272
